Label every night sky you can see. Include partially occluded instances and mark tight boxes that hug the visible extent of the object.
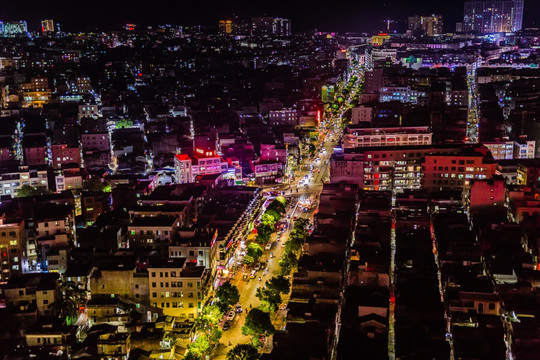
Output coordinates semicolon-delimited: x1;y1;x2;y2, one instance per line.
0;0;539;33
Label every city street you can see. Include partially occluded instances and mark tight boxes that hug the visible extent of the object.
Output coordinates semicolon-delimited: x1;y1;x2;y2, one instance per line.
210;63;360;358
210;117;342;359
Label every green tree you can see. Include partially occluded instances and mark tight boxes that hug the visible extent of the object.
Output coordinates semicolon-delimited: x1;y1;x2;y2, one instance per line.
115;118;133;129
246;243;263;263
255;287;281;313
183;350;201;360
266;275;290;294
256;276;290;312
17;184;51;198
294;218;310;233
279;250;298;276
241;308;274;344
243;254;255;266
215;281;240;312
266;198;286;214
83;177;110;192
194;304;222;335
188;334;211;358
227;344;260;360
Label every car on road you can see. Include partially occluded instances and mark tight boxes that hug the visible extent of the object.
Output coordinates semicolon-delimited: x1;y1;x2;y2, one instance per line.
250;270;256;278
227;311;235;321
222;320;231;330
265;242;272;250
235;304;243;313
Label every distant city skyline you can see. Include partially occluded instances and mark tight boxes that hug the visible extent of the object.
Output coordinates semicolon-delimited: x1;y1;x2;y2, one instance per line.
0;0;538;33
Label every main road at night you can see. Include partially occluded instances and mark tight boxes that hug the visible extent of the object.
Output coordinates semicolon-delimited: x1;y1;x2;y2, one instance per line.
210;62;362;359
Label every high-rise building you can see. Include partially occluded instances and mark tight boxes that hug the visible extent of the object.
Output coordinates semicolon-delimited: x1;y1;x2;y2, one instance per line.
463;0;524;33
408;15;444;36
41;19;54;34
3;21;28;36
219;20;233;34
252;17;291;37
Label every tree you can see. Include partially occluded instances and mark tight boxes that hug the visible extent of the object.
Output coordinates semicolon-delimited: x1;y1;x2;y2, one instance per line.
242;309;274;344
115;118;133;129
227;344;260;360
294;218;310;233
17;184;51;198
243;254;255;266
83;177;110;192
255;287;281;313
188;334;211;358
246;243;263;263
183;350;201;360
256;276;290;313
194;305;221;334
215;281;240;312
266;275;290;295
279;250;298;276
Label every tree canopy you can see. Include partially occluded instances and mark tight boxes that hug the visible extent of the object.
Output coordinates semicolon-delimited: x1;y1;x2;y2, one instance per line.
242;308;275;339
17;184;52;198
215;281;240;312
227;344;260;360
246;243;263;263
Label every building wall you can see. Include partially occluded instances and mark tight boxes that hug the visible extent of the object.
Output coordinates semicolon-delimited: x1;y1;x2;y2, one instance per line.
422;155;496;191
148;269;203;319
51;145;81;169
470;178;506;208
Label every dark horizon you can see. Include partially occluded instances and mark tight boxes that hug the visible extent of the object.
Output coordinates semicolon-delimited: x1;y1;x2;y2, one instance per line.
0;0;538;33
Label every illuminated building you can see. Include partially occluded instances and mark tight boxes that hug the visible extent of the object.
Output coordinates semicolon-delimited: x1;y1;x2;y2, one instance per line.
463;0;524;33
148;258;205;319
41;19;54;34
408;15;444;36
342;126;432;149
3;21;27;36
174;153;228;184
268;109;297;126
219;20;233;34
0;215;26;282
321;85;335;103
371;33;390;46
380;86;426;104
331;144;496;192
51;144;81;169
0;166;49;197
252;17;291;37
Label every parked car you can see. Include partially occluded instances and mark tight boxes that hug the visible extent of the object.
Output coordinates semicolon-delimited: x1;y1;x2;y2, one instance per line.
250;270;256;278
255;263;261;271
223;320;231;330
235;304;243;313
265;242;272;250
227;311;235;321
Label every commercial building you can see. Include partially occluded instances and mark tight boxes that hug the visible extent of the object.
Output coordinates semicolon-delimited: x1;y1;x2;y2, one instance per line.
463;0;524;33
342;126;432;149
380;86;426;104
174;153;228;184
331;145;497;192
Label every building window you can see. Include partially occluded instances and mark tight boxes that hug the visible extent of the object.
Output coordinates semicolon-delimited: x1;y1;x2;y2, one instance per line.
152;282;156;287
